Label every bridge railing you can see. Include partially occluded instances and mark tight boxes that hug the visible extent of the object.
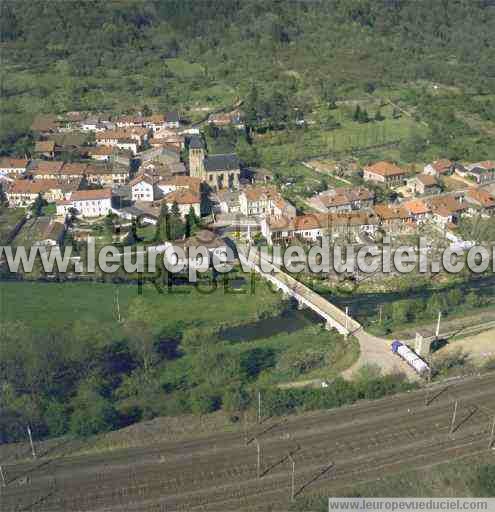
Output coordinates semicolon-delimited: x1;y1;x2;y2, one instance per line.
237;246;361;336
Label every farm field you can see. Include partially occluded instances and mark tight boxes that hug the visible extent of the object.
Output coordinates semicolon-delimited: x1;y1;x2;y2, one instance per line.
2;372;495;511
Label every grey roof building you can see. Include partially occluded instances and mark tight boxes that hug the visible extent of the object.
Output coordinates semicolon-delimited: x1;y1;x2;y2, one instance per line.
204;154;240;172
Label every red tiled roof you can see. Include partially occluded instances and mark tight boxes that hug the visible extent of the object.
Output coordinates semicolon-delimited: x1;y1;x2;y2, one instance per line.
468;188;495;208
415;174;438;186
427;195;468;213
0;157;29;169
268;212;378;231
87;146;114;156
9;179;60;194
71;188;112;201
364;161;406;177
164;189;200;205
374;204;410;220
431;159;453;173
403;199;430;215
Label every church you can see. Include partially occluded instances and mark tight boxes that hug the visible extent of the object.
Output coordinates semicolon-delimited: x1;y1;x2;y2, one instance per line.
188;135;240;190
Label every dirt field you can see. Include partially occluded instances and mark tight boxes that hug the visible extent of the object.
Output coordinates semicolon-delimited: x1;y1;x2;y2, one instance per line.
2;373;495;511
437;328;495;365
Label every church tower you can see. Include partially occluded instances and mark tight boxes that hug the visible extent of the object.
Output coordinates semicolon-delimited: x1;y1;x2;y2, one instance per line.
188;136;205;178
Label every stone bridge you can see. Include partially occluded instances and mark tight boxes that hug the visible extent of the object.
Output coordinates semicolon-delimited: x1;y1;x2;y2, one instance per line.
238;249;359;337
237;244;416;378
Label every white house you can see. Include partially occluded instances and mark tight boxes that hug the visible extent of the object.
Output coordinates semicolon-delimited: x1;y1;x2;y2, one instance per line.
55;199;74;217
423;159;454;177
130;174;156;202
239;186;296;219
71;188;113;218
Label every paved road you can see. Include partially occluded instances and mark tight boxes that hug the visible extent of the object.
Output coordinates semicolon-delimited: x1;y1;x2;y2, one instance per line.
237;242;416;378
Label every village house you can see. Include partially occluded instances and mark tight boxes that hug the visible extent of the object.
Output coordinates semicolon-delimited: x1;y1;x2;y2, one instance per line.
55;199;75;217
163;189;201;218
373;204;411;233
30;161;86;181
85;164;128;186
0;157;30;177
207;109;244;129
35;218;66;247
156;175;201;196
423;159;454;177
71;188;113;218
5;179;70;207
426;195;469;228
81;116;101;132
161;230;231;271
213;190;241;214
34;140;56;159
163;111;180;129
116;112;180;132
87;146;114;161
407;174;440;196
463;162;495;184
130;174;201;203
466;188;495;216
403;199;431;224
130;174;156;202
308;187;375;213
363;161;407;186
29;160;65;179
96;128;150;154
239;186;296;219
261;211;378;245
145;112;180;132
115;115;142;129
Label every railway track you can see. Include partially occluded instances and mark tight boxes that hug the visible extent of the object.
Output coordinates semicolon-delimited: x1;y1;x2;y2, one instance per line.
2;373;495;511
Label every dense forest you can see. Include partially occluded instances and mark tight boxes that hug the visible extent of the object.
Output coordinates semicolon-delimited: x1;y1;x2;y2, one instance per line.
1;0;495;157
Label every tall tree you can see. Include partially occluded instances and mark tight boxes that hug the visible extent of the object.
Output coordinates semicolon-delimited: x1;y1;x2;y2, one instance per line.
169;201;184;240
155;203;170;241
32;193;45;217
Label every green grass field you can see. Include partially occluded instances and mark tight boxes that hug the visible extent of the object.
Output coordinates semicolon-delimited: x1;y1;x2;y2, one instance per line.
0;277;282;334
0;208;25;245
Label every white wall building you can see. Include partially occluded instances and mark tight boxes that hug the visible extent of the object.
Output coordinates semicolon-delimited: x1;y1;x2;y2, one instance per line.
71;188;113;218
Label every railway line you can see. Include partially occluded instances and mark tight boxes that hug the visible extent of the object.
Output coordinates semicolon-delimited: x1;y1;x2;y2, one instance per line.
2;373;495;511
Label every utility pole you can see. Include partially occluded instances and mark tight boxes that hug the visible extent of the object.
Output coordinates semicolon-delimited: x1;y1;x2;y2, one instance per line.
345;306;349;332
288;453;295;502
379;305;383;325
435;311;442;338
0;465;6;487
449;400;458;436
258;391;262;424
116;288;122;323
244;411;248;445
254;439;261;479
27;425;36;459
115;288;121;323
489;415;495;450
425;353;432;406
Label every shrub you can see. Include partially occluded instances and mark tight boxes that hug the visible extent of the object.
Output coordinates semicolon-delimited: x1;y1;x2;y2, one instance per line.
470;465;495;496
190;386;222;415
